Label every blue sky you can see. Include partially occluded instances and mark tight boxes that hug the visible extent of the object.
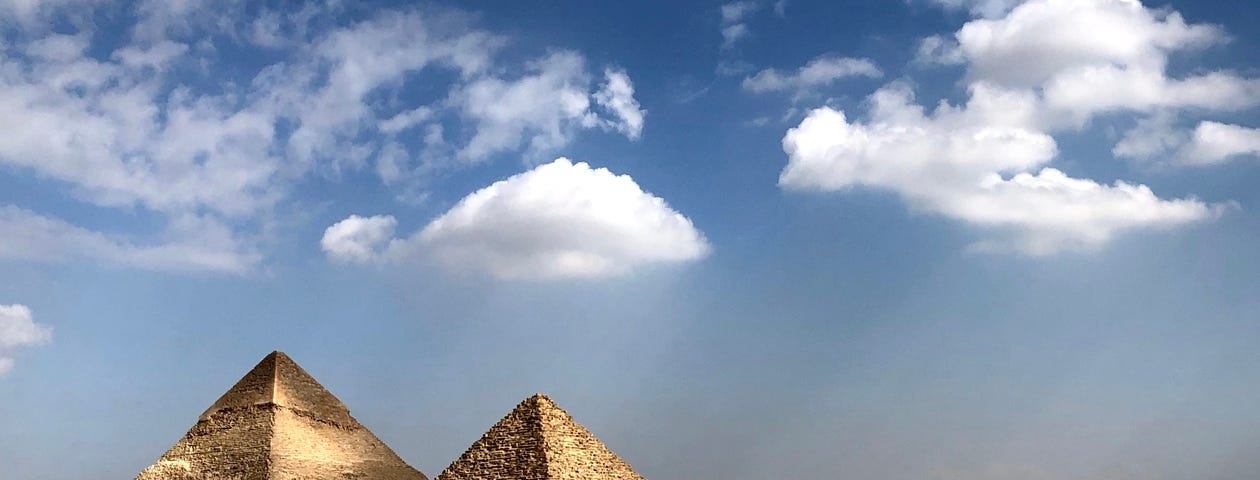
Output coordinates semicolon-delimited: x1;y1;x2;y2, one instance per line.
2;0;1259;478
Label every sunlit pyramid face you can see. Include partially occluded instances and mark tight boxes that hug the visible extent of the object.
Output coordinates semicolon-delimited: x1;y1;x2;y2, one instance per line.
135;351;428;480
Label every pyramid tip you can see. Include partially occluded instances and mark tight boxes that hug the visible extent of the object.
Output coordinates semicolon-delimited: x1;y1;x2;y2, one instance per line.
262;350;294;363
523;393;562;412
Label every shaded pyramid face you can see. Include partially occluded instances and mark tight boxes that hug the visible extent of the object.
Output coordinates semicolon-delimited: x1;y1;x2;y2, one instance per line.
136;351;428;480
437;394;645;480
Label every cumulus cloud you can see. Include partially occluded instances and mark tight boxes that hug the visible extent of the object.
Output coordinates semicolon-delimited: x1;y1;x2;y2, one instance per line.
1043;68;1260;125
742;56;882;95
953;0;1223;88
958;169;1217;254
0;304;52;376
418;158;709;279
779;84;1221;255
324;159;709;280
320;215;399;264
926;0;1259;127
932;0;1260;170
773;0;1251;253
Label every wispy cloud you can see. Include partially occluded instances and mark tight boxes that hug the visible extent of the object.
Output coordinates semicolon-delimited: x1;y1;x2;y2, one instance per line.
743;55;882;96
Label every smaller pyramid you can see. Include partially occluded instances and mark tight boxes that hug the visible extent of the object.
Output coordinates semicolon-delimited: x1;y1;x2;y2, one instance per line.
437;394;646;480
136;351;428;480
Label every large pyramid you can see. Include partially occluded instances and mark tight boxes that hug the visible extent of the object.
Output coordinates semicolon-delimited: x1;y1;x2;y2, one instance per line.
135;351;428;480
436;394;646;480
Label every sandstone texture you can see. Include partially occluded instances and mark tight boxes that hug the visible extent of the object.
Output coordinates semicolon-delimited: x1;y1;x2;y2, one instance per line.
135;351;428;480
436;394;646;480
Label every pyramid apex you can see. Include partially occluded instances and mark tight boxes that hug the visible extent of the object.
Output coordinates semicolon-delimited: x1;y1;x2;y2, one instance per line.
196;350;356;427
263;350;295;364
526;392;554;403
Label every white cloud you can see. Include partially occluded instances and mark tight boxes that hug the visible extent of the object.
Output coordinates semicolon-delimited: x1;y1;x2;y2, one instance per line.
1043;68;1260;124
0;14;281;274
594;69;646;140
130;0;211;42
0;304;53;376
0;206;260;273
1112;111;1189;161
379;106;434;135
112;40;189;69
779;84;1221;255
953;0;1223;88
332;159;709;279
720;1;759;49
780;85;1055;190
914;35;965;66
266;10;503;172
912;0;1260;131
743;56;882;94
721;24;751;50
374;141;411;185
920;0;1260;130
959;168;1217;254
0;0;102;27
1114;115;1260;166
417;158;709;279
1185;121;1260;165
452;52;643;163
321;214;399;264
721;1;758;24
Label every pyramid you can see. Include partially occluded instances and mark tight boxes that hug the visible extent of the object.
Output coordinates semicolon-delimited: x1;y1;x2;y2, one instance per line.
135;351;428;480
436;394;646;480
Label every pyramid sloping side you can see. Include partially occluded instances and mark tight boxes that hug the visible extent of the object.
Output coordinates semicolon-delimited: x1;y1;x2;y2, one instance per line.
269;407;430;479
197;351;280;422
269;351;356;427
535;396;645;480
136;404;275;480
435;396;550;480
137;351;429;480
436;395;646;480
